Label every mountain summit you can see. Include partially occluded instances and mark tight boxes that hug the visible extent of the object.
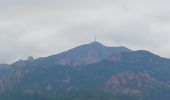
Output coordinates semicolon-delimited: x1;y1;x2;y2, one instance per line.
36;42;131;66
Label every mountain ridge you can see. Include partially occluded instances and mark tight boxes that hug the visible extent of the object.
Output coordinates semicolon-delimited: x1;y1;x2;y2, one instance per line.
0;42;170;100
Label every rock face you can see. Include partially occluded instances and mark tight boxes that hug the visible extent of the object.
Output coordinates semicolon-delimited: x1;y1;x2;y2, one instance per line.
105;71;169;95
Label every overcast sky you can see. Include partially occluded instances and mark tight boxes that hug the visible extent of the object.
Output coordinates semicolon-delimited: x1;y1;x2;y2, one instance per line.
0;0;170;63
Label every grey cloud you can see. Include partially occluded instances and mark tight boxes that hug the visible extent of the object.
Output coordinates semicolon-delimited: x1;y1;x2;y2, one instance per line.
0;0;170;63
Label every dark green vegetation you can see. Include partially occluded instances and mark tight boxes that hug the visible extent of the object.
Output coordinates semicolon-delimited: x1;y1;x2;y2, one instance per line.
0;42;170;100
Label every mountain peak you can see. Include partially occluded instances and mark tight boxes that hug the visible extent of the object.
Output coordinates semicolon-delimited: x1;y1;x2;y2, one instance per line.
89;41;104;46
88;42;131;51
37;42;131;66
84;41;106;49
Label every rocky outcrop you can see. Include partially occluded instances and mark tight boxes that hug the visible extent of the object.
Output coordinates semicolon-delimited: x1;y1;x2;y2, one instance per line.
105;71;170;95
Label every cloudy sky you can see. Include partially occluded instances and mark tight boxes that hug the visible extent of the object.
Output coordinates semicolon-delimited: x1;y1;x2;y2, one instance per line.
0;0;170;63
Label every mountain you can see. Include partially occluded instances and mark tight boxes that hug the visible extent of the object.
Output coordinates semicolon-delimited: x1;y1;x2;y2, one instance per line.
0;42;170;100
35;42;131;66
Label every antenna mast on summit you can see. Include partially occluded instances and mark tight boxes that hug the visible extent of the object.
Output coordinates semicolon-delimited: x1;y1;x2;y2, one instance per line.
95;33;96;42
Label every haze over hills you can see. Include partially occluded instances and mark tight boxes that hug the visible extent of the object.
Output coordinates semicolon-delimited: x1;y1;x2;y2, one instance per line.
0;42;170;100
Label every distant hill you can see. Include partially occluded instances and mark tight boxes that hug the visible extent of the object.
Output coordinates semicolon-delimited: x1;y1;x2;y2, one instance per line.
0;42;170;100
